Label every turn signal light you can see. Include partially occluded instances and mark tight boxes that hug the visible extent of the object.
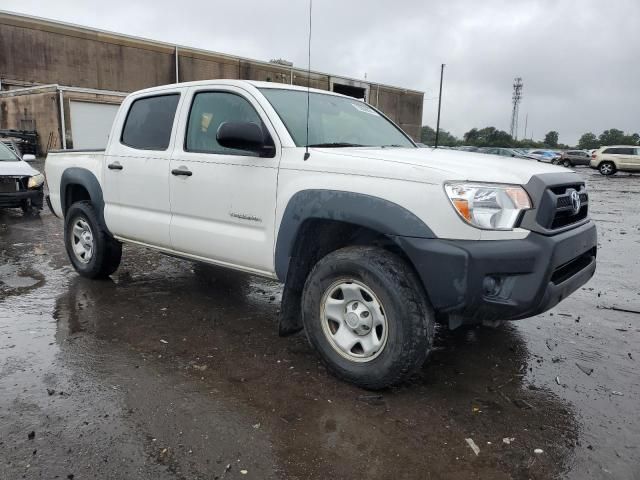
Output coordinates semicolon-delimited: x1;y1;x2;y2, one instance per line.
452;199;471;221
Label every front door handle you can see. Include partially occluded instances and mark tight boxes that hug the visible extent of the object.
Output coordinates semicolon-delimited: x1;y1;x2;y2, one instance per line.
171;168;192;177
108;162;123;170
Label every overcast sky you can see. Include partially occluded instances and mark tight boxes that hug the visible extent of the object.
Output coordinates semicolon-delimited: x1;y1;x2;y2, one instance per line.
3;0;639;145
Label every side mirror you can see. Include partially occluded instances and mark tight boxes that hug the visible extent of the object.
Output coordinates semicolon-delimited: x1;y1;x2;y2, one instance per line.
23;154;36;162
216;122;274;157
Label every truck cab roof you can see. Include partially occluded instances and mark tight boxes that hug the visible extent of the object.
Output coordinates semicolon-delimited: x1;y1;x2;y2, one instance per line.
129;79;349;99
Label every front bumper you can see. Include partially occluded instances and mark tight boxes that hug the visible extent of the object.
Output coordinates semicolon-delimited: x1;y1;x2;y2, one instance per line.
395;221;597;322
0;188;44;209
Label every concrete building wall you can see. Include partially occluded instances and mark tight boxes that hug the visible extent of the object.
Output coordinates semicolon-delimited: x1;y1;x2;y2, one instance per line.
0;87;125;153
0;90;60;151
0;16;176;92
0;11;424;141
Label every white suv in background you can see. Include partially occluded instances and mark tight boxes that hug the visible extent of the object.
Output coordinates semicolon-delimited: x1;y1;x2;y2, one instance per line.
590;145;640;175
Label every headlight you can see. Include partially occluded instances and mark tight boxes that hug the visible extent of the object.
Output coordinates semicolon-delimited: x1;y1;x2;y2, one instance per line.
444;182;532;230
28;173;45;189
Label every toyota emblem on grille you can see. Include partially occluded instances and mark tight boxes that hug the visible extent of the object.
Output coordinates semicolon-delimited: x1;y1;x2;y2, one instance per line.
570;190;581;214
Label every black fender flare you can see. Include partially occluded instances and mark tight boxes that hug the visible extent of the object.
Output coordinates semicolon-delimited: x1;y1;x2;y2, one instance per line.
60;167;107;230
274;189;436;282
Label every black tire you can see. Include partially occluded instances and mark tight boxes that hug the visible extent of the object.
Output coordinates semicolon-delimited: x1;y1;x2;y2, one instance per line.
562;159;572;168
64;201;122;279
301;246;435;389
599;161;616;176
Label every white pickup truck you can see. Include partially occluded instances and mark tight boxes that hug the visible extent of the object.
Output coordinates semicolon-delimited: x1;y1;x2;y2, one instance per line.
45;80;597;388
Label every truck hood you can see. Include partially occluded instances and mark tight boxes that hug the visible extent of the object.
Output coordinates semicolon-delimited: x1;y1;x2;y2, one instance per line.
0;160;39;177
319;147;568;185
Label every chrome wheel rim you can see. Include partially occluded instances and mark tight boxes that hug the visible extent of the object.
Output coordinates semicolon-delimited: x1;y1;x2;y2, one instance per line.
320;279;388;362
71;217;94;264
600;163;612;174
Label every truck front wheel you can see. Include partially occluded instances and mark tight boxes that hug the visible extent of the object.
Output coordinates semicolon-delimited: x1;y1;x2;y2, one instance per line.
64;201;122;279
302;246;434;389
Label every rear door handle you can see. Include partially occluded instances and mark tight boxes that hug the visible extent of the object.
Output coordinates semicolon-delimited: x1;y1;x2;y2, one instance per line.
171;168;192;177
108;162;123;170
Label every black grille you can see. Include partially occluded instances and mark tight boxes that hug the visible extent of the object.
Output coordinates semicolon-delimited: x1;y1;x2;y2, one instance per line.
519;176;592;235
556;193;588;208
549;184;589;230
0;176;27;193
549;184;583;194
551;206;588;229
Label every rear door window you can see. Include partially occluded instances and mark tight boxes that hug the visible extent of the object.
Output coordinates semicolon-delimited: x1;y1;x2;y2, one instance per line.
121;94;180;150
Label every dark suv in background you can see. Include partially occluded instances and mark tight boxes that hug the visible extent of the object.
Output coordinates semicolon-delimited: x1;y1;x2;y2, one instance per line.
555;150;591;167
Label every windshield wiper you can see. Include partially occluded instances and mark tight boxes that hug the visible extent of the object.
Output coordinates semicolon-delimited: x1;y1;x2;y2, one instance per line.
307;142;367;148
380;144;406;148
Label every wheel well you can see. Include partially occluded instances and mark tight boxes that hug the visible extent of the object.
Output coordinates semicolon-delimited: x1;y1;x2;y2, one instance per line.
64;184;91;214
278;218;424;337
286;219;410;289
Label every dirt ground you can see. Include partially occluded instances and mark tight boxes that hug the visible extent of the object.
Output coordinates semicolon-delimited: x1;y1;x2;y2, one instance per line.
1;165;638;479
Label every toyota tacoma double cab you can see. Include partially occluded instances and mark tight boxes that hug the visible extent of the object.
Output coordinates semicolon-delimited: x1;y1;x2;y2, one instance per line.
45;80;597;389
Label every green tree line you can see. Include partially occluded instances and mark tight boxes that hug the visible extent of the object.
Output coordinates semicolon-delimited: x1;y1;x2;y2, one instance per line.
576;129;640;150
421;126;640;150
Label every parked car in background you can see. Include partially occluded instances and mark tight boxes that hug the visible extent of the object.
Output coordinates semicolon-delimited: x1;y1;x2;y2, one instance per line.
456;145;479;152
528;149;561;163
590;145;640;175
555;150;591;167
0;141;43;215
478;147;539;160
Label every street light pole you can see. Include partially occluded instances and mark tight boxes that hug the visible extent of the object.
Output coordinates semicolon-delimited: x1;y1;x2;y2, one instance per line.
435;63;445;148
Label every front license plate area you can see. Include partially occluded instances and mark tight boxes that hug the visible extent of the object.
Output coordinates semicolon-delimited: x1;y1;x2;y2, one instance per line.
0;178;18;193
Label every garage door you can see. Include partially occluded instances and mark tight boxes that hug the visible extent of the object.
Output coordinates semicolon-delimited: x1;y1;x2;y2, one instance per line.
69;101;120;149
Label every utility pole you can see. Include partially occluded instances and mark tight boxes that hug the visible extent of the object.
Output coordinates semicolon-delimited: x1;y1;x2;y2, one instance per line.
510;77;523;140
523;113;528;140
435;63;445;148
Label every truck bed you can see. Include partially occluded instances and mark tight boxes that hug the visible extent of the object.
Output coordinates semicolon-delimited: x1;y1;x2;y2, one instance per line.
44;149;105;218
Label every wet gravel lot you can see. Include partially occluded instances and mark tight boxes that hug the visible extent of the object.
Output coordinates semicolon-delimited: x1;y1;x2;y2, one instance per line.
1;165;638;479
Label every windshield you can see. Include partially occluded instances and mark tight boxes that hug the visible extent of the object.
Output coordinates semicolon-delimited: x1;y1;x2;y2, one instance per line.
0;142;20;162
259;88;415;148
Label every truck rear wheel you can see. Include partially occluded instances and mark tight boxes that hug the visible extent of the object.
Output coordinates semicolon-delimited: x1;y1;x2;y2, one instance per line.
64;201;122;279
301;246;434;389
